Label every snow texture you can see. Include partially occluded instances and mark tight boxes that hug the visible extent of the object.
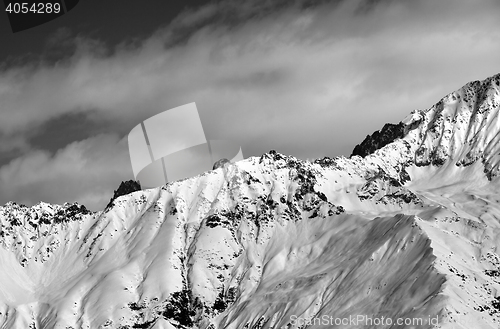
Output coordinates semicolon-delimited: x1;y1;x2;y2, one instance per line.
1;73;500;328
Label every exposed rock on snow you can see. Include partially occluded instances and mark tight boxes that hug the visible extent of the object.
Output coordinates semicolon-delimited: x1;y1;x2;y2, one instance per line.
213;158;231;170
1;73;500;328
351;122;405;158
106;180;142;210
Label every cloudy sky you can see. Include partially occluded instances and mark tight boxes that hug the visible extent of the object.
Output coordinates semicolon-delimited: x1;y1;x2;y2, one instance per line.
1;0;500;211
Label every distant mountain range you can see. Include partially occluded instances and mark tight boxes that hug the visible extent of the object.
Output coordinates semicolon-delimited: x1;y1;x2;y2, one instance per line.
1;73;500;328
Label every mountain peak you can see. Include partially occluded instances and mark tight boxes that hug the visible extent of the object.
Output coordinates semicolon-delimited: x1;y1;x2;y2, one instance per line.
351;122;405;158
2;73;500;328
352;72;500;179
105;180;142;210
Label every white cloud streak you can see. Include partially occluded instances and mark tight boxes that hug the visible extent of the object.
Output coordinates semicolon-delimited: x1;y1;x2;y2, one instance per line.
0;134;132;210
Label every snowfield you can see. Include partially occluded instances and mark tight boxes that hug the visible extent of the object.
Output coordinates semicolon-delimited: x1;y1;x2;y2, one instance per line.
1;73;500;328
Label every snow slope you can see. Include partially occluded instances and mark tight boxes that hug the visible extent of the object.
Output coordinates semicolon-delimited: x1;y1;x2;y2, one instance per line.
1;73;500;329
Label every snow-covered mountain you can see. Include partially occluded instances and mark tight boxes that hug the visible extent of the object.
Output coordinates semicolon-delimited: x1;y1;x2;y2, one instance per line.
1;73;500;329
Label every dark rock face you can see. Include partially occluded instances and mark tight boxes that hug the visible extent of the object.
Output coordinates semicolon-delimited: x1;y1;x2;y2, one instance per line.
213;158;231;170
351;122;405;158
106;180;142;209
54;204;90;224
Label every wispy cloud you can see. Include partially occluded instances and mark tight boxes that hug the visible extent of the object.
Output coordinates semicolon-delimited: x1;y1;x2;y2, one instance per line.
1;0;500;209
0;134;132;210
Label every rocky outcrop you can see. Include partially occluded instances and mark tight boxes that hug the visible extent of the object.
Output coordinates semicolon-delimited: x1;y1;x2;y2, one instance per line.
2;73;500;328
213;158;231;170
105;180;142;209
352;73;500;180
351;122;405;158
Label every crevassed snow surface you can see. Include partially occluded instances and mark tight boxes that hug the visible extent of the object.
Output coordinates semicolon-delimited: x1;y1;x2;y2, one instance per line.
1;73;500;329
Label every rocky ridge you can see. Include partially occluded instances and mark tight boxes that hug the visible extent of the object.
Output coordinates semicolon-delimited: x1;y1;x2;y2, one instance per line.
0;73;500;328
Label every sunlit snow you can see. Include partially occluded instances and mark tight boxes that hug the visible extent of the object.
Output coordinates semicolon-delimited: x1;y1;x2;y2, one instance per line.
1;73;500;328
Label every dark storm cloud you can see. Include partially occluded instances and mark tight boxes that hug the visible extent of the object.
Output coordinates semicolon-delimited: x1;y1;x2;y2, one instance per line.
1;0;500;210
